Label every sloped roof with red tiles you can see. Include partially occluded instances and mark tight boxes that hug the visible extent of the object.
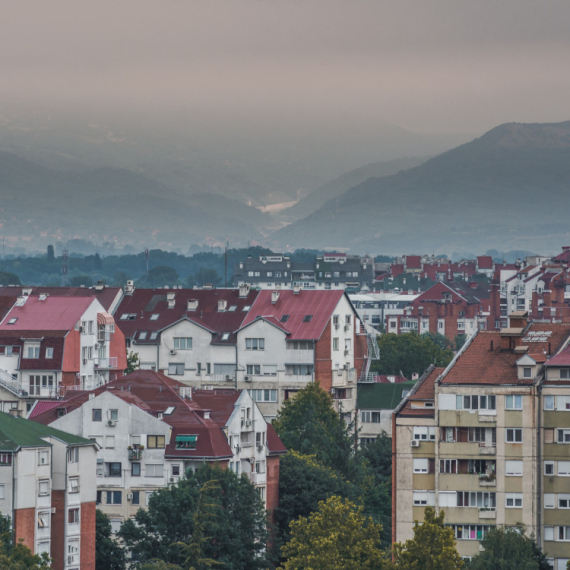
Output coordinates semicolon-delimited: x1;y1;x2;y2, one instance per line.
267;423;287;455
0;296;96;332
390;264;405;277
0;297;15;322
405;256;422;269
397;365;442;418
477;256;494;269
544;346;570;367
554;247;570;264
0;331;66;370
440;324;570;386
114;288;258;345
0;286;121;312
241;289;345;340
28;400;64;419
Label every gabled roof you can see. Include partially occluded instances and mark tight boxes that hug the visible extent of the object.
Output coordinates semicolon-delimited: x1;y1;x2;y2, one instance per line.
241;290;345;340
396;365;442;418
0;411;94;451
477;256;494;269
0;331;67;370
0;296;96;332
544;346;570;367
0;286;121;312
114;288;258;344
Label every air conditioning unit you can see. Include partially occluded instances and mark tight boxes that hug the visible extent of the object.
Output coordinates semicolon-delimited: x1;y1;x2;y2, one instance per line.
244;376;251;382
410;440;420;447
127;492;133;501
235;445;240;453
330;388;336;395
94;343;99;349
344;350;349;356
170;477;175;483
107;420;116;427
334;324;339;330
257;445;264;452
225;375;232;381
83;358;88;364
344;324;350;331
170;349;176;355
246;419;252;427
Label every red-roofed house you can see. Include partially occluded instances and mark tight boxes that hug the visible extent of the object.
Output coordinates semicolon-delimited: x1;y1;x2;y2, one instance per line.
0;295;126;414
30;370;286;528
392;315;570;565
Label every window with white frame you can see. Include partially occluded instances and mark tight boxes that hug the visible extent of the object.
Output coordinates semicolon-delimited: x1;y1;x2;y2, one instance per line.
545;395;555;410
440;459;457;474
145;464;164;478
557;396;570;410
545;461;555;475
506;428;523;443
558;429;570;443
68;477;79;493
173;337;192;350
110;519;122;534
37;541;50;555
0;484;4;499
560;369;570;379
413;426;435;441
558;527;570;541
544;526;554;541
505;493;523;508
67;447;79;463
455;395;496;410
361;411;381;423
68;508;80;524
37;511;50;528
559;494;570;509
246;365;261;375
438;491;457;507
38;450;49;466
38;480;50;496
249;389;277;403
246;338;265;350
457;492;496;508
45;347;53;359
413;491;435;506
505;395;523;410
545;494;555;509
505;460;523;476
413;458;429;473
168;363;184;375
559;461;570;476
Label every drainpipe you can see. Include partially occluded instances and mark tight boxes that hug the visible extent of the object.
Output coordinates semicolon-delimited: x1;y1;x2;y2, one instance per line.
11;447;17;543
537;378;543;547
235;344;238;390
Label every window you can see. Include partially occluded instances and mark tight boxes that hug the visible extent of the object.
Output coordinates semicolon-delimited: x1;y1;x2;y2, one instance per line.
109;409;119;421
105;436;115;449
68;477;79;493
545;493;555;509
139;331;148;340
506;493;523;508
247;365;261;375
0;484;6;499
150;331;158;340
505;395;523;410
146;491;156;506
558;527;570;541
175;435;197;449
456;395;496;410
560;369;570;379
147;435;166;449
545;461;555;476
249;389;277;403
68;508;80;524
132;462;141;476
413;458;429;473
559;494;570;509
150;314;160;321
106;462;121;477
360;411;381;423
38;480;50;496
172;465;181;476
37;511;50;528
132;491;140;505
523;367;532;378
92;409;102;422
7;318;17;325
246;338;265;350
280;315;290;323
450;525;493;541
413;426;435;440
38;450;49;466
45;347;53;359
506;428;523;443
558;461;570;476
456;491;496;508
413;491;435;506
106;491;122;505
440;459;457;474
558;430;570;444
146;464;164;478
173;337;192;350
0;454;12;466
333;337;339;351
505;461;523;476
545;395;555;410
168;363;184;375
302;315;313;322
67;447;79;463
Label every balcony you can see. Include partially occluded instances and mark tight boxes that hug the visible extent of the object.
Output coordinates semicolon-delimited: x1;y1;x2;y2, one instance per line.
94;357;118;370
478;413;497;423
249;472;264;485
478;444;496;455
479;509;496;520
478;475;496;487
128;447;143;461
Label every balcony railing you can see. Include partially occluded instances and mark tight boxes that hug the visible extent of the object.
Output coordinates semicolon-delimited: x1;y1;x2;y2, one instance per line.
478;443;496;455
94;357;118;370
128;447;143;460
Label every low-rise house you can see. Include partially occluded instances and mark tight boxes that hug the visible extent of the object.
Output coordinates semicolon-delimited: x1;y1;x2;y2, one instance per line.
30;370;286;530
0;411;97;570
0;295;126;416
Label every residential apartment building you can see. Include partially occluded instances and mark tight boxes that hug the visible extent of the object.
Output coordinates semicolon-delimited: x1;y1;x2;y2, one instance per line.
349;292;419;332
30;370;286;530
114;286;370;420
0;411;97;570
233;253;375;291
393;314;570;568
386;281;490;341
0;295;126;415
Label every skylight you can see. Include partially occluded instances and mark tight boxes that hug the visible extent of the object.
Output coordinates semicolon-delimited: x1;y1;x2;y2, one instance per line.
139;332;148;340
120;314;129;320
150;332;158;340
243;306;251;311
228;305;237;312
164;406;175;415
280;315;290;322
150;314;160;321
7;318;17;325
221;333;230;341
302;315;313;322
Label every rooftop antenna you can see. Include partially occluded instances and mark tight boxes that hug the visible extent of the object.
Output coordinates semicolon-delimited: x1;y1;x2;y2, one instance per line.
61;249;69;286
224;240;228;289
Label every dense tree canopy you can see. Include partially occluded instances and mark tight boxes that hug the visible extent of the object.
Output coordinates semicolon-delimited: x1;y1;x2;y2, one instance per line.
118;464;270;570
0;515;51;569
95;510;125;570
392;507;463;570
468;525;549;570
372;333;453;378
0;270;22;285
281;496;389;570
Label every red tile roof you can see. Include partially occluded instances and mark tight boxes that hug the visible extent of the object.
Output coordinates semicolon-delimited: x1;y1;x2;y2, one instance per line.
0;331;66;370
477;256;494;269
267;423;287;455
545;346;570;367
28;400;63;419
441;324;570;386
0;296;95;331
0;297;15;322
241;289;344;340
0;286;121;311
114;288;258;344
405;256;422;269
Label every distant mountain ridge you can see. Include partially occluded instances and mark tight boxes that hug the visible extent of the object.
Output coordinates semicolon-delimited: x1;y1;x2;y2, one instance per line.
271;121;570;254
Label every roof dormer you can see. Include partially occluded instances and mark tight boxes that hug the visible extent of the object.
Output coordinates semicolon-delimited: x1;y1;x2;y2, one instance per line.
516;354;538;381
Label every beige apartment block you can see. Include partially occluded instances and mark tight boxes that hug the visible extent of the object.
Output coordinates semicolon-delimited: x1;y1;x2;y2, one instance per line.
393;313;570;569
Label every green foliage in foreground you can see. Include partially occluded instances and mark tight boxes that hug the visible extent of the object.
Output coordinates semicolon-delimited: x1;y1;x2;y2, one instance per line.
0;515;51;569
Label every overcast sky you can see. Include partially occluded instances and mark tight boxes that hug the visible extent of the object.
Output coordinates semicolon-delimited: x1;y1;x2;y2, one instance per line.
1;0;570;134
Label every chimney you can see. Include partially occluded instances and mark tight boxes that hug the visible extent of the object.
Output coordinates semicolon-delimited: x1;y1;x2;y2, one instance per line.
293;286;301;295
15;296;27;307
187;299;198;311
239;284;250;298
218;299;227;312
271;291;280;304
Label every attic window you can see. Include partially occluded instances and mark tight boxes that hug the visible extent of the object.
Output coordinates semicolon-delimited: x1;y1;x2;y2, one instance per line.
120;314;136;321
56;408;66;417
150;314;160;321
523;367;532;378
228;305;237;312
221;333;230;341
303;315;313;322
280;315;290;323
164;406;175;415
243;306;251;312
175;435;198;449
150;332;158;340
7;318;17;325
139;332;148;340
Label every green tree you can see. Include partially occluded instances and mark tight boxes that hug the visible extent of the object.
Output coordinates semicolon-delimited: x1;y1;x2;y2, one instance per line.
0;270;22;286
70;275;94;287
455;334;467;351
119;464;270;569
423;332;453;351
273;382;354;477
392;507;463;570
194;268;221;287
125;351;140;374
142;266;180;288
468;525;548;570
372;333;453;378
0;515;51;569
281;496;389;570
96;510;126;570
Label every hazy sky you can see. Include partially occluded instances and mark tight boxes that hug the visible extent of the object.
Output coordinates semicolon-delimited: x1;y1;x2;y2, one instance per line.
1;0;570;134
